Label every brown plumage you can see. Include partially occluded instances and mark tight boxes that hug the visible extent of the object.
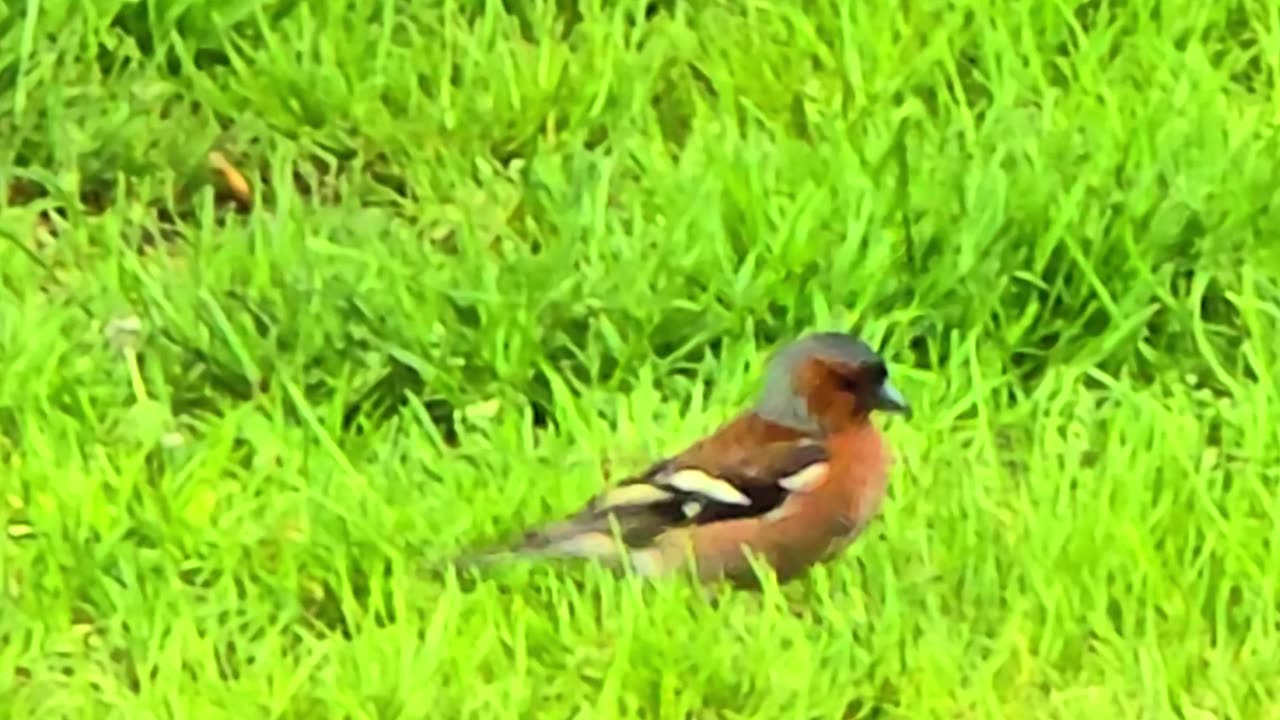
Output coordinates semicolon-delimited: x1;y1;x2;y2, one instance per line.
456;332;911;585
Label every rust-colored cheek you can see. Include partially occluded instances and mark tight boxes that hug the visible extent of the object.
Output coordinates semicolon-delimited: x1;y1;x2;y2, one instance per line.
794;359;863;433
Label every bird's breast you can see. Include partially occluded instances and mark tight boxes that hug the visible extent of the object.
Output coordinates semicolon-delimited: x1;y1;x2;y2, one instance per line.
819;424;891;546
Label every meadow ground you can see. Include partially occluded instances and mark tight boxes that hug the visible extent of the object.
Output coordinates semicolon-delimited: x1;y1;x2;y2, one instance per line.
2;1;1279;717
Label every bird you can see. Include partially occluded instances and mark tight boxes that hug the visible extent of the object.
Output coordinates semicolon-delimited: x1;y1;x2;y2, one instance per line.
454;331;911;586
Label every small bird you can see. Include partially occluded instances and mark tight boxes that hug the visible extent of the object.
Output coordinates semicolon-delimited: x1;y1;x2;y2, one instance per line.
456;332;910;586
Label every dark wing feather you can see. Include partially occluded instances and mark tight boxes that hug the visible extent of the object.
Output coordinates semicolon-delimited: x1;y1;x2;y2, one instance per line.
672;439;827;525
468;438;830;566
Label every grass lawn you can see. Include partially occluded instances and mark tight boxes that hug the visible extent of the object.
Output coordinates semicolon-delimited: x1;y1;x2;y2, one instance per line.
2;0;1279;717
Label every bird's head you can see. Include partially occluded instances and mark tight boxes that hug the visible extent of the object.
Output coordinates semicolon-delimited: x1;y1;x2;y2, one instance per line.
753;331;910;436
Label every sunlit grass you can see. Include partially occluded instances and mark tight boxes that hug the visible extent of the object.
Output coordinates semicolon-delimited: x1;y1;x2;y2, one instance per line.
1;0;1278;717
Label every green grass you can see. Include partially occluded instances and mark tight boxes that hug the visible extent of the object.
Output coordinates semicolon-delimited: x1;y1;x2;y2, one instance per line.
1;0;1279;716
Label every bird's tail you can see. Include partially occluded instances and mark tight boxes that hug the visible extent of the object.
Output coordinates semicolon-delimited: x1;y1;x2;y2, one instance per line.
434;515;638;577
446;545;545;570
417;543;536;581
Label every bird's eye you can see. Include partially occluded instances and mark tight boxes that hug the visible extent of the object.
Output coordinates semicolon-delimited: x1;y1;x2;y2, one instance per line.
836;363;886;394
836;373;862;394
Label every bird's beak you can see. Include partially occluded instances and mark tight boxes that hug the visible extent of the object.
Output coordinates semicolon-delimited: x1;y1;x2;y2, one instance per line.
874;381;911;419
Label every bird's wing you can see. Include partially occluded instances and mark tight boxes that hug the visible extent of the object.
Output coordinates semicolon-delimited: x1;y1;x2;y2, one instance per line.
460;437;832;568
